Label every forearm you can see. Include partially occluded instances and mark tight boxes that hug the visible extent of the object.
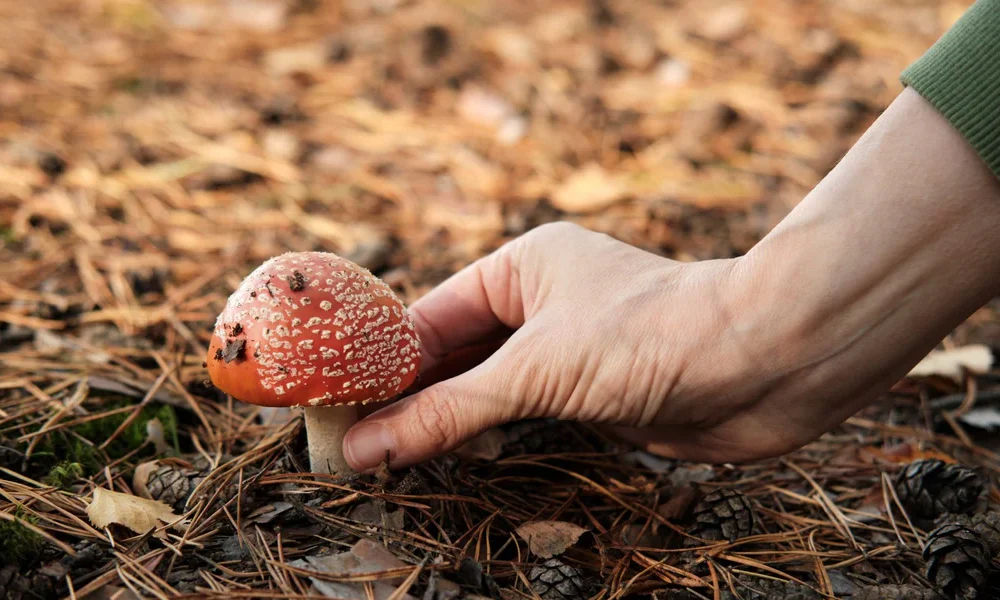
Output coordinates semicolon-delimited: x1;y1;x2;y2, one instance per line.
623;3;1000;457
734;87;1000;425
901;0;1000;181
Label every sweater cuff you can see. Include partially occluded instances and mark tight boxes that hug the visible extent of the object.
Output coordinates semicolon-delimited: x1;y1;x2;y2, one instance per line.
901;0;1000;180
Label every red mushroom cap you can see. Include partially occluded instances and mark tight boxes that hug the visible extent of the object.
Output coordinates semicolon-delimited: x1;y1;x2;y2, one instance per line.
206;251;421;408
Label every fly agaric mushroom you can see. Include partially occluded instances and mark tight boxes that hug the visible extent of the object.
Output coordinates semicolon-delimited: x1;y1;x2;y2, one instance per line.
206;251;421;475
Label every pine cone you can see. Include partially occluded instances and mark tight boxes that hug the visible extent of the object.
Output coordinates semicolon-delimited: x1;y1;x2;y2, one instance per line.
145;464;200;509
853;584;944;600
133;460;249;512
923;522;992;600
505;419;582;456
939;512;1000;556
527;558;591;600
134;461;200;510
895;459;984;520
686;489;760;545
188;470;250;510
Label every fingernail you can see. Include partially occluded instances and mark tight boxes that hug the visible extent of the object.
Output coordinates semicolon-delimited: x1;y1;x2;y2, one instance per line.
344;422;397;470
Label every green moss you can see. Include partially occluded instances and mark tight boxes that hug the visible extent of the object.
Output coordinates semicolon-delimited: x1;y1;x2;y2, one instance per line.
27;400;181;475
43;461;84;489
149;403;180;453
0;510;45;567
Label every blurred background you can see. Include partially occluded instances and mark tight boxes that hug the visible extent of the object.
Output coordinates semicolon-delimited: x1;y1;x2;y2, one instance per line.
7;2;1000;598
2;0;990;352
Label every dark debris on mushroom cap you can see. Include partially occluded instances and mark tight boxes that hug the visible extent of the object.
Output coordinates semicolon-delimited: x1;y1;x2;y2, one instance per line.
222;338;246;364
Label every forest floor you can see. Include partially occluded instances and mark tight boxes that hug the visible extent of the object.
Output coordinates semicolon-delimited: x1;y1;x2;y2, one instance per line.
3;0;1000;599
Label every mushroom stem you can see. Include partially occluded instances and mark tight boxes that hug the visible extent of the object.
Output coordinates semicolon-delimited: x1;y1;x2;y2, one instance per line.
304;404;357;475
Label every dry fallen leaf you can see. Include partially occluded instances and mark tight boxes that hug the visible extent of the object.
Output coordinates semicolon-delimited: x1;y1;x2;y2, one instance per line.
907;344;995;381
131;460;160;499
657;485;698;521
620;523;663;548
86;486;183;535
858;443;956;466
550;163;629;213
349;500;405;530
853;485;887;524
290;538;417;600
227;0;288;32
695;3;748;43
515;521;588;558
264;41;330;76
249;501;293;524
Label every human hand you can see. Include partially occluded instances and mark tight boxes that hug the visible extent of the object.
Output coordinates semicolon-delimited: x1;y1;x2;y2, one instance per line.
342;88;1000;472
341;220;787;470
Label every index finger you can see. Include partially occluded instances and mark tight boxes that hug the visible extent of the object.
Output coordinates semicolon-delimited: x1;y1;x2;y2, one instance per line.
408;241;527;374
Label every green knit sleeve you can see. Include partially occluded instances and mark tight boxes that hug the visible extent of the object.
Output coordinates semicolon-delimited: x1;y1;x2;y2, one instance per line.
901;0;1000;180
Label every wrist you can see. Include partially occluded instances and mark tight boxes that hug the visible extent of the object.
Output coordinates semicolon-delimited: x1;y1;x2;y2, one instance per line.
735;87;1000;399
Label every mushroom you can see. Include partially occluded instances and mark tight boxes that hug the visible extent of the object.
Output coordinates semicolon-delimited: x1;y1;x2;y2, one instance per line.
206;251;421;475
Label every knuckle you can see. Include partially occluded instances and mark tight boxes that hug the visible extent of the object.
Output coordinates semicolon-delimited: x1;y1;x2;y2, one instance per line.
488;238;519;277
483;232;530;283
412;388;460;446
529;220;582;242
511;221;588;284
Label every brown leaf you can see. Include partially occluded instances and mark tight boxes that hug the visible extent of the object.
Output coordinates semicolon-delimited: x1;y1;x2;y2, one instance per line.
86;487;183;535
515;521;588;559
261;129;301;163
620;523;663;547
854;485;887;523
132;460;161;499
264;40;331;76
484;26;537;67
550;163;628;213
658;485;697;521
349;501;405;531
695;3;748;43
291;539;417;600
227;0;288;32
858;443;956;466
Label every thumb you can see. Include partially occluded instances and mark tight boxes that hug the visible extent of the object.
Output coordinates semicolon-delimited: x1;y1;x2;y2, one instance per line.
342;346;528;471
